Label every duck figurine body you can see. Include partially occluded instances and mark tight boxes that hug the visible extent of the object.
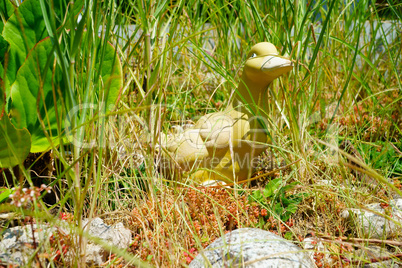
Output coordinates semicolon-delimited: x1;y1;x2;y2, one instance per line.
159;42;293;183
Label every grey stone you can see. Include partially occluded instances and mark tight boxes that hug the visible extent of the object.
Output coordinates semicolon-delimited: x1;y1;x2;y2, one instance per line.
364;261;400;268
0;218;131;266
85;244;107;265
354;246;401;268
83;217;131;249
341;199;402;239
189;228;315;268
82;217;132;265
0;223;55;266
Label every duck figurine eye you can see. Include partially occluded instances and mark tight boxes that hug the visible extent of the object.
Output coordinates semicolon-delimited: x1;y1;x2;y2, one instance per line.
250;53;257;58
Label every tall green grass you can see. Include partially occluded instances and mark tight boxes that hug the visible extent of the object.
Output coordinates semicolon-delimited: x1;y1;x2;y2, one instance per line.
1;0;401;266
108;0;401;264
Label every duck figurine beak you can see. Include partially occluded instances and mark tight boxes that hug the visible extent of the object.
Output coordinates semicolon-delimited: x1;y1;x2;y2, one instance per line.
242;43;293;86
261;55;293;72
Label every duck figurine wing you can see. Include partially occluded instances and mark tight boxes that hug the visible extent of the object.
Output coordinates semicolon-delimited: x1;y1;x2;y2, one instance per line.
197;112;234;148
162;112;233;162
159;42;293;183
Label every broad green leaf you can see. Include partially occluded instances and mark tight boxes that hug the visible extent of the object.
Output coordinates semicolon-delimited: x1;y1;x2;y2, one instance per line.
0;0;14;63
2;0;83;88
0;114;30;168
273;203;283;216
2;0;48;68
2;0;84;62
98;42;123;110
0;0;15;20
284;232;293;240
286;203;299;215
10;36;122;153
2;0;46;102
10;37;62;152
0;34;7;63
0;62;4;117
0;52;17;102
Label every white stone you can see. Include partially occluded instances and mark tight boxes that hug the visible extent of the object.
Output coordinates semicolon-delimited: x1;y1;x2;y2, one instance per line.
80;218;132;265
189;228;315;268
342;199;402;239
0;223;55;265
0;218;131;266
83;217;132;249
354;246;401;267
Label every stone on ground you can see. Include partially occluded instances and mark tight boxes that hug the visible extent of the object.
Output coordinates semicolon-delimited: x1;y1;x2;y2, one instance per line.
189;228;315;268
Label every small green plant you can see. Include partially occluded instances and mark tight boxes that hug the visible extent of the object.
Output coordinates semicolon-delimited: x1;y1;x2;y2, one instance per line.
249;178;306;222
360;141;402;178
0;187;13;203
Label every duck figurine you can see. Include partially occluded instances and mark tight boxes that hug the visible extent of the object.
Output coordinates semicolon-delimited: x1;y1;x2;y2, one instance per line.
159;42;293;184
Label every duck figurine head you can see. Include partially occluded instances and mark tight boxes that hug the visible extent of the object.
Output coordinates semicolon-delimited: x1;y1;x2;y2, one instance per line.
233;42;293;114
159;42;293;184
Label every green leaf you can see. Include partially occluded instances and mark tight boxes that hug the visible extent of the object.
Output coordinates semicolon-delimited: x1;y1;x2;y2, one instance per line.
9;37;62;152
9;35;122;153
263;178;282;198
284;232;293;240
1;51;17;103
0;187;13;203
282;181;299;192
0;62;4;116
0;33;8;64
286;203;299;214
252;189;263;202
2;0;83;90
273;202;283;216
98;42;123;111
280;196;292;206
0;0;14;20
0;114;30;168
360;141;402;177
2;0;49;69
258;217;265;229
2;0;83;64
0;0;14;63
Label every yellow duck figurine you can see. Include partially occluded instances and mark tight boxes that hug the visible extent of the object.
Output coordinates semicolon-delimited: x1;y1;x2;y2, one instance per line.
159;42;293;184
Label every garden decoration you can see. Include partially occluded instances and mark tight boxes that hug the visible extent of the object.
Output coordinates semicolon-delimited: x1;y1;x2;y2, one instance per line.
160;42;293;183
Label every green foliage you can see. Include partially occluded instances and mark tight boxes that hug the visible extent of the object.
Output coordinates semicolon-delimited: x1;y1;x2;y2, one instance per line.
0;0;400;265
2;0;48;70
0;187;13;203
249;178;306;222
9;38;63;152
0;62;4;114
283;231;293;240
0;0;122;155
0;114;30;168
8;35;122;152
360;141;402;177
0;0;14;64
1;0;83;93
